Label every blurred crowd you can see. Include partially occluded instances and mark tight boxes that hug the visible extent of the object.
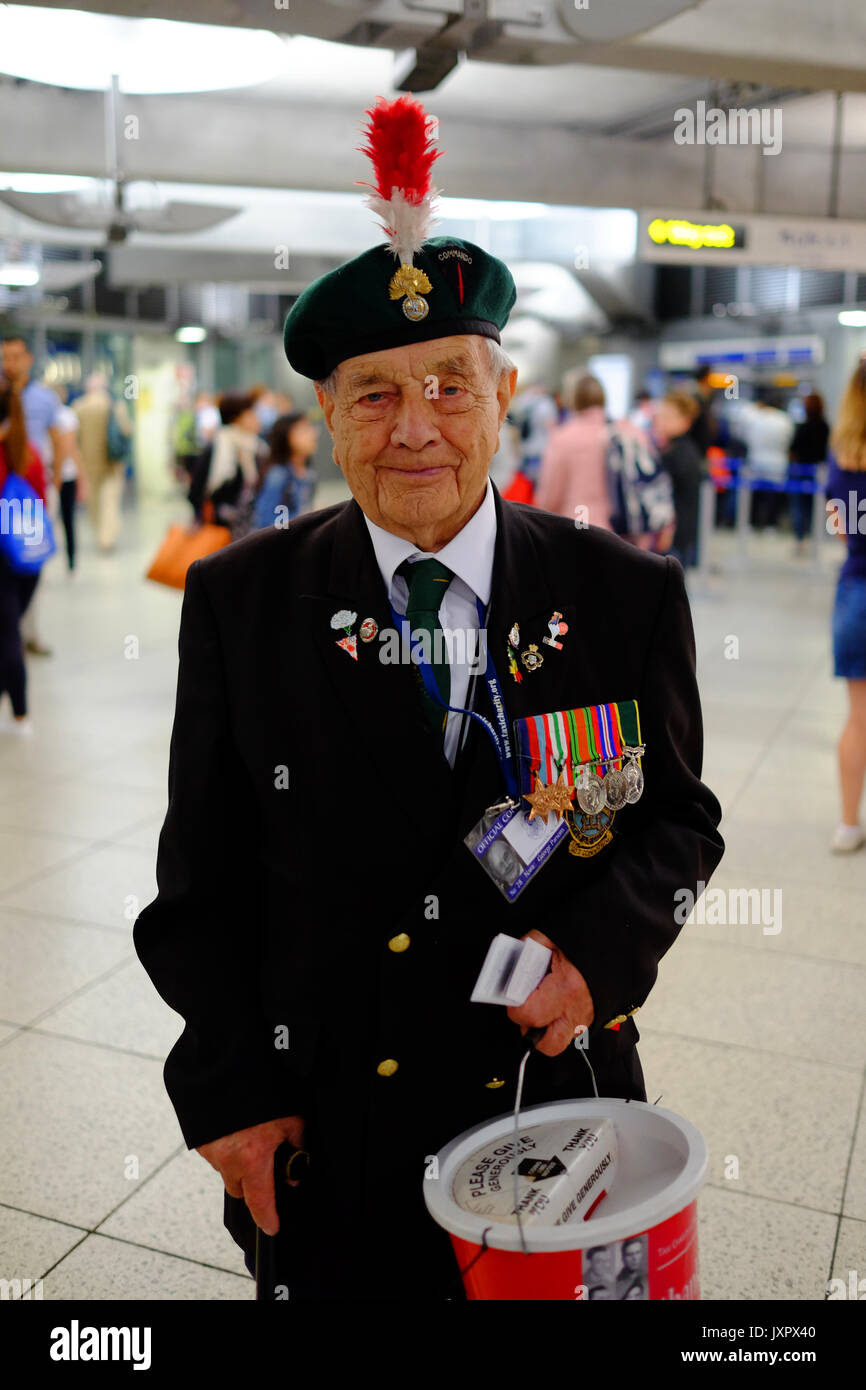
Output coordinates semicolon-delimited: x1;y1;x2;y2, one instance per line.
172;385;319;540
0;337;319;736
3;328;866;859
501;356;866;855
0;333;141;738
500;363;836;569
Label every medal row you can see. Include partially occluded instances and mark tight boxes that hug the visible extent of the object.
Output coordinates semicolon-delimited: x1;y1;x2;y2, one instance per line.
524;746;645;825
574;747;645;814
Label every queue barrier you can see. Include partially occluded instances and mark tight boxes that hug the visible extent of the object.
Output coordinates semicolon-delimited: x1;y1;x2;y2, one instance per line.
695;459;831;581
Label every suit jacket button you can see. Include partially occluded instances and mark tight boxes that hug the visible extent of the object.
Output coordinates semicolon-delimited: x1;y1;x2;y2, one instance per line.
377;1059;399;1077
388;933;411;953
485;1078;505;1089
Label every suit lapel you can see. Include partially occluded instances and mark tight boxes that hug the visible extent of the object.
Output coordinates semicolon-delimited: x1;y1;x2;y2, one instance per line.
453;487;583;827
293;489;594;849
296;499;456;848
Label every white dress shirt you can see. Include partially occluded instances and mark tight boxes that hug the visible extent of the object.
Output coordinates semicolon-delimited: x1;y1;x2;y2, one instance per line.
363;478;498;766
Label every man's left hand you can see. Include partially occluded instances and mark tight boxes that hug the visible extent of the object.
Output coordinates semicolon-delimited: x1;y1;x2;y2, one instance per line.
506;930;594;1056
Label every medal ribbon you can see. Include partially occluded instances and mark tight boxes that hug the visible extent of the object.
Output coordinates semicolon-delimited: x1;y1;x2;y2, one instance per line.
388;597;520;803
515;700;640;794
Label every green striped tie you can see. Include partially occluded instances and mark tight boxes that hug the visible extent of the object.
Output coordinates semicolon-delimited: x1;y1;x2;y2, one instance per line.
397;557;454;739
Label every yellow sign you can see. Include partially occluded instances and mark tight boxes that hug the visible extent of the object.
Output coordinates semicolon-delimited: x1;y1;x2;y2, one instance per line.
647;218;736;250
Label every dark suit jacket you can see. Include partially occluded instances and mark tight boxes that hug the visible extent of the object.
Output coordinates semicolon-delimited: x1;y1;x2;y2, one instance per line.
134;484;723;1294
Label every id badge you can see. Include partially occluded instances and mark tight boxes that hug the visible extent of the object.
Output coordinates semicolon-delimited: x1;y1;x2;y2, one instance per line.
464;799;568;902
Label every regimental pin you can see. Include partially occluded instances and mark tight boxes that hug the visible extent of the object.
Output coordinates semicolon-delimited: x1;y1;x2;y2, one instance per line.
330;608;359;661
542;610;569;651
506;621;523;684
359;617;378;643
520;643;544;673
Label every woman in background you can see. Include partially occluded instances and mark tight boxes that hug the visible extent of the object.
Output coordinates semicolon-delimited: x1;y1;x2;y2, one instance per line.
0;381;48;733
827;359;866;852
205;391;266;540
740;388;795;532
253;412;318;530
535;374;613;529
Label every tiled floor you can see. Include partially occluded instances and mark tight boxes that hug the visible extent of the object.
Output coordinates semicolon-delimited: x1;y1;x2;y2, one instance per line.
0;489;863;1301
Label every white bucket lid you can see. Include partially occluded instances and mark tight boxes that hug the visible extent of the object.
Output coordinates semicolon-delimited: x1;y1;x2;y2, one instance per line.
424;1098;707;1254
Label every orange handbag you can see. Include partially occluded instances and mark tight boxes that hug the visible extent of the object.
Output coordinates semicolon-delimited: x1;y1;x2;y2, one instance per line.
145;521;231;590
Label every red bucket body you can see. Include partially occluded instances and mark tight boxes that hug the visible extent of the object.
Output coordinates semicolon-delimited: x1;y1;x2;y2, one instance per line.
450;1200;699;1301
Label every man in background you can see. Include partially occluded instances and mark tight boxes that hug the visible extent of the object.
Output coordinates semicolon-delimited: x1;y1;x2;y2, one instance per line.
739;387;795;532
73;373;131;554
689;364;717;458
656;390;704;570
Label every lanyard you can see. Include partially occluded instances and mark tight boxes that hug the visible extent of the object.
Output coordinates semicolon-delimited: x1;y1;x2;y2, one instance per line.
388;595;520;803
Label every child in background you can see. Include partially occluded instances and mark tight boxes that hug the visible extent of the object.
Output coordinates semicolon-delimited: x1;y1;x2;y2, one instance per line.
254;412;318;530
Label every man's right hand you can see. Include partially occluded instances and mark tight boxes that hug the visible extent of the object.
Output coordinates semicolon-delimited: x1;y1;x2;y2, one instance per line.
196;1115;305;1237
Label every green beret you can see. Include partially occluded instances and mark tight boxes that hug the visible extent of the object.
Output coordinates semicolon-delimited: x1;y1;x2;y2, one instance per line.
283;236;516;381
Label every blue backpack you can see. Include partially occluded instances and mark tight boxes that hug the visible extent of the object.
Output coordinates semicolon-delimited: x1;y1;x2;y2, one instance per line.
0;472;57;573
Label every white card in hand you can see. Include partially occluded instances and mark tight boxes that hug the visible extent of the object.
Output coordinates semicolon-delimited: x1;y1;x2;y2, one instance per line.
471;933;552;1006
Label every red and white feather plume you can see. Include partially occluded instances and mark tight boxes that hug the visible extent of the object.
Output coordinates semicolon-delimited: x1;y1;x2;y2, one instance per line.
357;95;441;265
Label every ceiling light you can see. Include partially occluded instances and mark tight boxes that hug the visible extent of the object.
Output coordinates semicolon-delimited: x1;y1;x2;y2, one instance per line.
0;7;287;93
175;326;207;343
0;173;98;193
0;260;40;286
440;198;550;221
838;311;866;327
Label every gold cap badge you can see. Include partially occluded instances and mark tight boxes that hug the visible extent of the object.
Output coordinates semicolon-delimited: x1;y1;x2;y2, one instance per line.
389;263;432;321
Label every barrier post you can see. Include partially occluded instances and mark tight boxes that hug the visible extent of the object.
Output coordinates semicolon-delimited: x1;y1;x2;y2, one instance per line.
695;477;715;590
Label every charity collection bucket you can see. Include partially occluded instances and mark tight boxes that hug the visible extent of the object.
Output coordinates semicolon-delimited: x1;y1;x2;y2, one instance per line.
423;1098;707;1301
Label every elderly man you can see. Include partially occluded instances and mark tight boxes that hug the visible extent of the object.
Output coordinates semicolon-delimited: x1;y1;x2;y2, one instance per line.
134;98;723;1302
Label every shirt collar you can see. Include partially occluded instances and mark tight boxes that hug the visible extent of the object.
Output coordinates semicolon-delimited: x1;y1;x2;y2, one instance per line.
363;477;497;606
